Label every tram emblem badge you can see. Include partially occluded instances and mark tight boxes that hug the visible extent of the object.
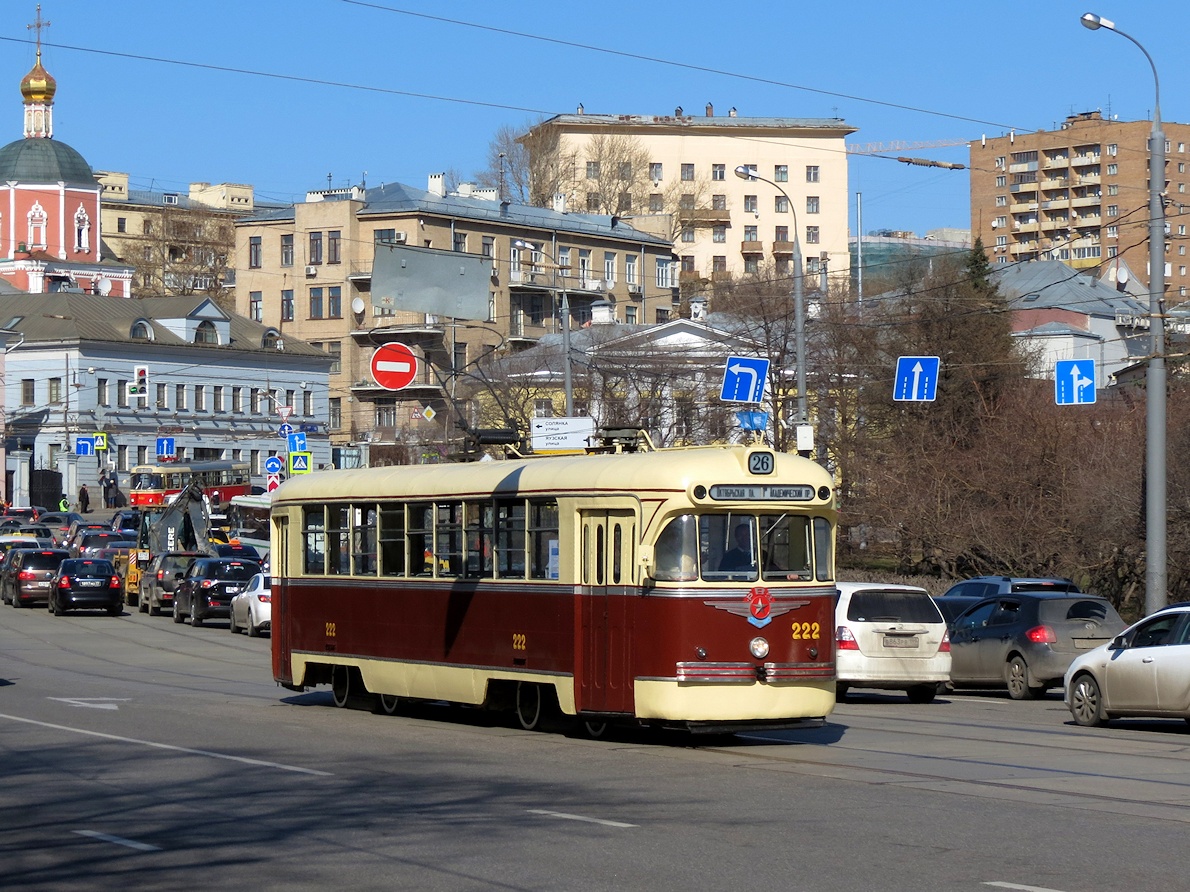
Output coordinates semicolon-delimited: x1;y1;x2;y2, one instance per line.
704;589;809;629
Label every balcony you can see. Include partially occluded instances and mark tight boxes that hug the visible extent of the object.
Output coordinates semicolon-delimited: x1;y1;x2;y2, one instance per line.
1040;177;1069;189
771;240;795;256
1009;201;1039;213
1043;156;1070;169
1072;155;1101;166
740;240;764;254
683;207;732;225
347;260;373;284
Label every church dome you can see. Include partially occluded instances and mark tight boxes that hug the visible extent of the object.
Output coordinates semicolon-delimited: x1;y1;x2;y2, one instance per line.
0;137;94;185
19;59;56;104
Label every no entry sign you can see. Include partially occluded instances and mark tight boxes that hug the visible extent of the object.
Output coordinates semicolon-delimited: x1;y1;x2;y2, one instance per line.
370;343;418;390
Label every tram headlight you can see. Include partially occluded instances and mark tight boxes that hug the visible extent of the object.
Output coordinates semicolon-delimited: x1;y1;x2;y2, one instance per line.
749;637;770;659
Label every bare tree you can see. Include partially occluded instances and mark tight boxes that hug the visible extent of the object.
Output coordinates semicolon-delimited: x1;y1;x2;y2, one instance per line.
127;203;235;307
475;119;566;205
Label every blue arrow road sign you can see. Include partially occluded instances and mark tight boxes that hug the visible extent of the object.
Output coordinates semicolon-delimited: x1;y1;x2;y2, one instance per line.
893;355;941;401
156;437;175;458
720;356;770;403
264;455;285;475
1055;359;1096;405
278;423;295;438
74;436;95;456
287;432;307;453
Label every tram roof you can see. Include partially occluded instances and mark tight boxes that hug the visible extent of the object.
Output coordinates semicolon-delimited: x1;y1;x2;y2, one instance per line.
272;445;834;504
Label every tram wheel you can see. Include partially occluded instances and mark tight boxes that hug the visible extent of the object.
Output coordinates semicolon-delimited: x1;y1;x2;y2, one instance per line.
378;693;402;716
332;665;353;708
515;682;543;731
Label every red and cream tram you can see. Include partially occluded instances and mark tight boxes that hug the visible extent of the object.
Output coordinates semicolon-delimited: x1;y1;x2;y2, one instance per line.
269;444;837;733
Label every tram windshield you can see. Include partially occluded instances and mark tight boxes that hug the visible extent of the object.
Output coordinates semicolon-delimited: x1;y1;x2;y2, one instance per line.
653;513;831;583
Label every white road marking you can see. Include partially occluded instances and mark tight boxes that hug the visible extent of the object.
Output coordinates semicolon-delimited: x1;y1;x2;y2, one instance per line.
73;830;161;852
527;809;636;828
0;713;332;777
49;698;130;711
985;883;1073;892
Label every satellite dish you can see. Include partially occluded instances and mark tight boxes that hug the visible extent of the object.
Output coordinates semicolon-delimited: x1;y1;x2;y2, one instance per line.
351;296;366;315
1117;267;1130;284
97;277;112;296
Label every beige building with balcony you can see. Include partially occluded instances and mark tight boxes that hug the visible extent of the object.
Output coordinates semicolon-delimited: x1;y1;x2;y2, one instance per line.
971;110;1190;299
233;176;675;456
526;106;855;297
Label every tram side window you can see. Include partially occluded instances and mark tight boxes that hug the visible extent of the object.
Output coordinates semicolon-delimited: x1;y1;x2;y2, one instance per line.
654;515;698;582
408;503;433;576
494;500;526;579
436;501;465;577
303;506;326;574
813;516;833;582
528;500;559;580
464;502;494;579
760;514;812;581
352;505;377;576
379;504;405;577
326;504;351;575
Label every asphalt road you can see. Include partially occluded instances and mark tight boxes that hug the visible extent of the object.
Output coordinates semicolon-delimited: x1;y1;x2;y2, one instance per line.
2;604;1188;892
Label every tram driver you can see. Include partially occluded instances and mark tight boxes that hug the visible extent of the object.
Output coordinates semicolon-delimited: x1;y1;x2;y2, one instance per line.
719;522;756;571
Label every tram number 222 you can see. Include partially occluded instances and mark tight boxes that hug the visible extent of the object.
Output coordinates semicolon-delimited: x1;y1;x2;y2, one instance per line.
791;621;821;640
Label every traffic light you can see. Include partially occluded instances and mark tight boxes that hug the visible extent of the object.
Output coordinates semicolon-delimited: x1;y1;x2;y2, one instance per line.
127;364;149;398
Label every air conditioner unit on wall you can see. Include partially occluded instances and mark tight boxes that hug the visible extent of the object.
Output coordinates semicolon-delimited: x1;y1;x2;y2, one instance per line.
305;266;317;277
394;232;407;243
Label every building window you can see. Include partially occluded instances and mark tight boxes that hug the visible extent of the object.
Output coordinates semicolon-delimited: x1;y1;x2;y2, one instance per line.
117;217;126;233
712;193;727;210
195;321;219;345
996;175;1007;187
586;192;601;211
712;256;727;272
249;291;262;322
649;162;663;181
995;216;1007;228
250;388;263;414
21;379;34;406
302;390;313;416
194;385;206;412
655;308;670;323
744;195;758;213
232;387;243;413
681;163;695;181
327;231;341;264
775;164;788;182
775;196;789;213
996;235;1007;247
558;246;571;273
309;288;324;319
656;258;674;289
1107;205;1118;217
281;234;294;266
681;227;695;243
248;236;262;269
806;196;820;214
775;225;788;241
176;383;187;411
625;254;637;285
281;289;294;322
744;257;759;274
213;386;224;413
996;195;1007;206
604;252;616;285
309;232;323;264
374;229;395;244
806;165;819;183
713;226;726;243
586;161;600;179
156;383;168;409
649;193;663;212
328;286;342;318
1107;143;1117;156
617;192;631;213
681;255;695;273
679;193;695;210
806;226;820;244
328;340;342;374
453;232;467;252
744;225;758;241
48;377;63;404
625;305;637;324
97;378;109;407
711;163;725;181
1107;163;1117;175
329;397;341;430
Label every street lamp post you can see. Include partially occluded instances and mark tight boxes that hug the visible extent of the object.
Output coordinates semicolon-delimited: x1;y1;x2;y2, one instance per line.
513;240;574;416
1081;12;1166;614
734;165;809;444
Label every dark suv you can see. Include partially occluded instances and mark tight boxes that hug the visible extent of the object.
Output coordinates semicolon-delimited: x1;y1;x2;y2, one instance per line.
948;592;1125;699
172;557;261;627
2;548;70;607
139;551;204;616
935;577;1080;625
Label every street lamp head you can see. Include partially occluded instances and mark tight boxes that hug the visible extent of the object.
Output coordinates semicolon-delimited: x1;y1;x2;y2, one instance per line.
1080;12;1114;31
733;165;756;181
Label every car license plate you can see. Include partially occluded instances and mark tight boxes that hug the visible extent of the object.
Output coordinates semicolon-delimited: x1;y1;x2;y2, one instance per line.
79;579;102;588
35;581;49;587
1074;638;1107;649
226;586;242;595
883;636;919;648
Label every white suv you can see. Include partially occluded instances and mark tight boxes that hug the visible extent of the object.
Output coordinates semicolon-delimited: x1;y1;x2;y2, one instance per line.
835;582;952;703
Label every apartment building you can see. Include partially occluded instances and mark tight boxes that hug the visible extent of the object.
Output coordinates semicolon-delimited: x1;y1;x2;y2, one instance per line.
527;105;855;296
234;176;675;453
971;110;1190;299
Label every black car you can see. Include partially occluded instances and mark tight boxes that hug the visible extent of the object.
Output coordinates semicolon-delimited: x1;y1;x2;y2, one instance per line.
948;592;1126;699
936;577;1083;631
173;557;261;627
48;558;123;616
212;542;261;561
2;548;70;607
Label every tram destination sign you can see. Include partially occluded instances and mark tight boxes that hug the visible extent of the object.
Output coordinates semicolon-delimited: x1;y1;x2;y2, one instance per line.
709;484;815;501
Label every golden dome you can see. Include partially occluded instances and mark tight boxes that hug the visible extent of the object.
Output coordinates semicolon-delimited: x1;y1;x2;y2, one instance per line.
20;57;56;104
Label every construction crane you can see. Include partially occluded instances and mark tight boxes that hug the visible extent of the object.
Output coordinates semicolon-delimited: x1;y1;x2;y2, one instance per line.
846;138;970;155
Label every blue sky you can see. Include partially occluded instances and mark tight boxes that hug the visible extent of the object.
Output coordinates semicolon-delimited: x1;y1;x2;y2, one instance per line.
3;1;1186;238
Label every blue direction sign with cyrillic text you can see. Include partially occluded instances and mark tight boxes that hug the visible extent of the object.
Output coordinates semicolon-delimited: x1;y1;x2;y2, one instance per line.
720;356;770;403
156;437;175;458
1055;359;1096;405
893;355;941;402
264;455;285;475
74;437;95;456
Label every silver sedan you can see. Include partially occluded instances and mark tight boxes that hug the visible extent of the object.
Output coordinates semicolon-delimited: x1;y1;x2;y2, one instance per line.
229;572;271;637
1064;603;1190;726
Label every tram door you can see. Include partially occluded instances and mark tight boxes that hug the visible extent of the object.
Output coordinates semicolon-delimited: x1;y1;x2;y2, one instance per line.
578;510;636;714
272;515;291;684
